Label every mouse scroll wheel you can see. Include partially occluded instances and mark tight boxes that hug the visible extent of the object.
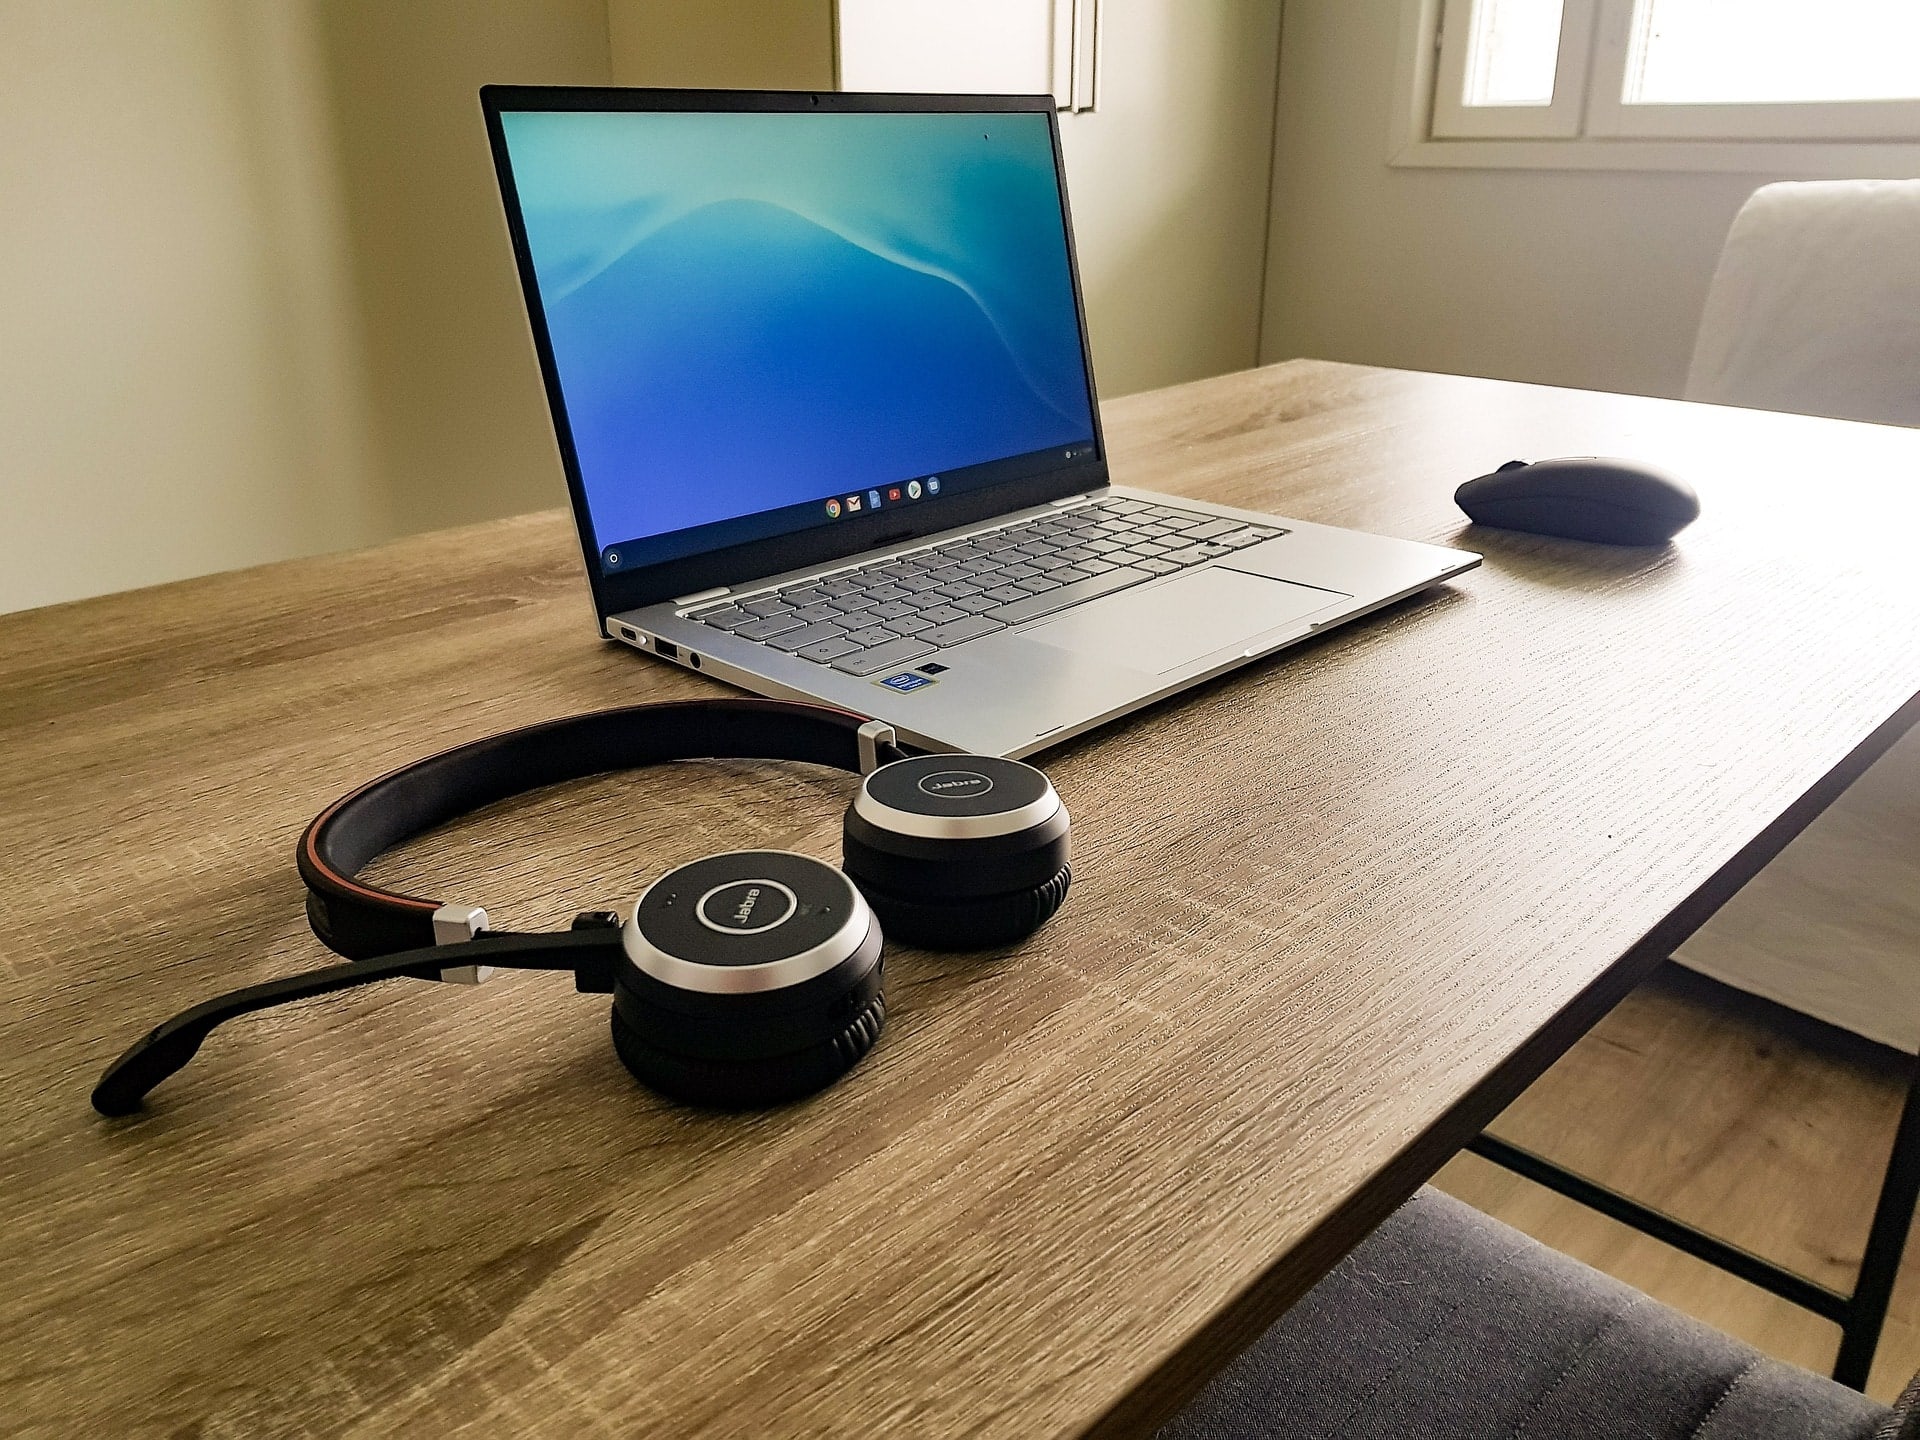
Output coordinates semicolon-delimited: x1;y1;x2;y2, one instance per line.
1498;459;1530;472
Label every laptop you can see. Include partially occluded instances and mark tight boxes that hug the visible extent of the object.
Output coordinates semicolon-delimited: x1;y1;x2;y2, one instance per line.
481;87;1479;759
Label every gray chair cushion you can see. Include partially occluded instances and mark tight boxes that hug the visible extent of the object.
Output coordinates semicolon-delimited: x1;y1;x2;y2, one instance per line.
1161;1187;1888;1440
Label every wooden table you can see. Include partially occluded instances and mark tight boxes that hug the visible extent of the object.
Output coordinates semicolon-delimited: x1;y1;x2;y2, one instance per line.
5;361;1920;1438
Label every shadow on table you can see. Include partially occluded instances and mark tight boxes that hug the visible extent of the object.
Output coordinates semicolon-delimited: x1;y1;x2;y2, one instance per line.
1446;524;1689;591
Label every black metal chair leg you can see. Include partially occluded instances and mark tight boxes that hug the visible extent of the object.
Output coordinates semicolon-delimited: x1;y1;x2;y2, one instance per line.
1471;1046;1920;1392
1465;1133;1849;1320
1832;1049;1920;1389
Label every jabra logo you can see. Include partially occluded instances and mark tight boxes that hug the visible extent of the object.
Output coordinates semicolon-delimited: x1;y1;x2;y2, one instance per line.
916;769;994;799
697;878;798;936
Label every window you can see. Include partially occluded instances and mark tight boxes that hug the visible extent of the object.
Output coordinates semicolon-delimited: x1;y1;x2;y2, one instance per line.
1429;0;1920;143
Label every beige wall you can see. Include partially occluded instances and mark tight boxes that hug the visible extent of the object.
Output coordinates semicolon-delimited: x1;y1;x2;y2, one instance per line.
1260;1;1805;399
2;1;387;614
313;0;612;539
608;0;834;90
1;1;609;616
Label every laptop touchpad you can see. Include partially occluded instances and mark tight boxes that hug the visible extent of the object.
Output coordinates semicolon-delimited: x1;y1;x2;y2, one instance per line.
1022;567;1350;675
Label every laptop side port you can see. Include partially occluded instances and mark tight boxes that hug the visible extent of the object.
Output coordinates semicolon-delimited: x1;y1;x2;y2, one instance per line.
655;639;680;661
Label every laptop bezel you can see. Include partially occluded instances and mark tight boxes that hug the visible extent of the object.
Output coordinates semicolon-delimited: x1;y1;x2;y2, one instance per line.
479;84;1111;625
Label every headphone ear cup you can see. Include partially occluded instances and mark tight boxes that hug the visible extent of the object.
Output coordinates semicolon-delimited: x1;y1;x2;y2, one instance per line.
610;988;887;1109
611;850;885;1108
843;753;1070;951
857;864;1070;951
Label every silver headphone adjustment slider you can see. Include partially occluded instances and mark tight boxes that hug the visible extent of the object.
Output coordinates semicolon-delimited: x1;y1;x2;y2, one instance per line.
430;903;495;984
857;720;898;776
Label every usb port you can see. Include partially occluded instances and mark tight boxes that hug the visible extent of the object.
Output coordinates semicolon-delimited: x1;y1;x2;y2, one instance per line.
655;639;680;661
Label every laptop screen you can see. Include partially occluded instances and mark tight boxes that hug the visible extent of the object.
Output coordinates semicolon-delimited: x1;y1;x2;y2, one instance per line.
494;107;1100;577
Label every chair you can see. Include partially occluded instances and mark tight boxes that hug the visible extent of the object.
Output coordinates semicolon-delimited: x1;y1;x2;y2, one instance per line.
1468;179;1920;1390
1160;1188;1913;1440
1677;178;1920;1052
1684;179;1920;430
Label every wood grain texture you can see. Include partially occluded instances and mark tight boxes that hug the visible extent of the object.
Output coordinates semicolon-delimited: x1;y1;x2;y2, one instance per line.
4;360;1920;1438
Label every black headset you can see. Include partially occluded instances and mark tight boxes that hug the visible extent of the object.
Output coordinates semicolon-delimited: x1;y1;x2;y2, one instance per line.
91;698;1070;1117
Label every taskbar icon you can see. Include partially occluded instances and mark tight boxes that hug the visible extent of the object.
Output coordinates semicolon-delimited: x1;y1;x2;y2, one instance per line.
827;478;941;521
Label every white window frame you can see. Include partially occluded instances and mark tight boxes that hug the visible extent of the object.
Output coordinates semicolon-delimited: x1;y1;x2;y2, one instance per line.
1582;0;1920;141
1430;0;1597;139
1394;0;1920;172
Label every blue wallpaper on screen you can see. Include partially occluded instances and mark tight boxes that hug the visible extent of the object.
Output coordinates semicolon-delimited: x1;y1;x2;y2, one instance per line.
499;109;1096;549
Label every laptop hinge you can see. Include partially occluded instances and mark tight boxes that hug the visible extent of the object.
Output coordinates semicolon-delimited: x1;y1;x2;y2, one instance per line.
673;585;731;607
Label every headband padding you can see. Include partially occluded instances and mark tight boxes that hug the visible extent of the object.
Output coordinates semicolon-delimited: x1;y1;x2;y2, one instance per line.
299;698;902;959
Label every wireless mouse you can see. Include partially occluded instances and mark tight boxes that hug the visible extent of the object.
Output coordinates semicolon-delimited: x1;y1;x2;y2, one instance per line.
1455;457;1700;546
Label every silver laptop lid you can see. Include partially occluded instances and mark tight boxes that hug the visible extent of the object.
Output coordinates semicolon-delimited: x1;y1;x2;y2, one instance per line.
481;87;1109;623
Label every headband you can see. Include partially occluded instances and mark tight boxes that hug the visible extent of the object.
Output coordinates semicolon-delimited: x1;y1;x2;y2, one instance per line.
297;698;906;960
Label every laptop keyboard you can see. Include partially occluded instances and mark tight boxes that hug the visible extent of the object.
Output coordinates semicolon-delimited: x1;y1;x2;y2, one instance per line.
685;498;1287;678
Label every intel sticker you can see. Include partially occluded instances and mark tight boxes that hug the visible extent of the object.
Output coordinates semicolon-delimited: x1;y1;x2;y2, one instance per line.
877;671;936;693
